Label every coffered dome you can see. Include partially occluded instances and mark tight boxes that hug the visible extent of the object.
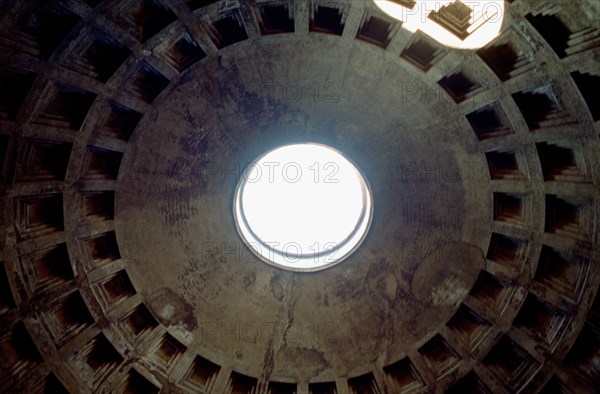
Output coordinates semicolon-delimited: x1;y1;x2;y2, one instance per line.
0;0;598;393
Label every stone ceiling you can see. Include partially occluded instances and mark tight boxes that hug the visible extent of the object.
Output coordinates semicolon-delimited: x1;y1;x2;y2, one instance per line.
0;0;598;393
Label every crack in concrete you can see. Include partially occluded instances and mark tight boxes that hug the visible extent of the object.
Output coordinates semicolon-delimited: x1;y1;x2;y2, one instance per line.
258;271;298;391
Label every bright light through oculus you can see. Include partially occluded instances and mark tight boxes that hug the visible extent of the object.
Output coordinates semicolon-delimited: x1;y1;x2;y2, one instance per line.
233;143;373;271
373;0;506;50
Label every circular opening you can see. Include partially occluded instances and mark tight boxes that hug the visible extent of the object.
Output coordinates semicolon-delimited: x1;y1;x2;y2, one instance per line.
373;0;505;50
234;143;373;272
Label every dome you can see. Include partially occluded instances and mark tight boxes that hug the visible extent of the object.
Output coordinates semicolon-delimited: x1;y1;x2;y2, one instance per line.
0;0;599;393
